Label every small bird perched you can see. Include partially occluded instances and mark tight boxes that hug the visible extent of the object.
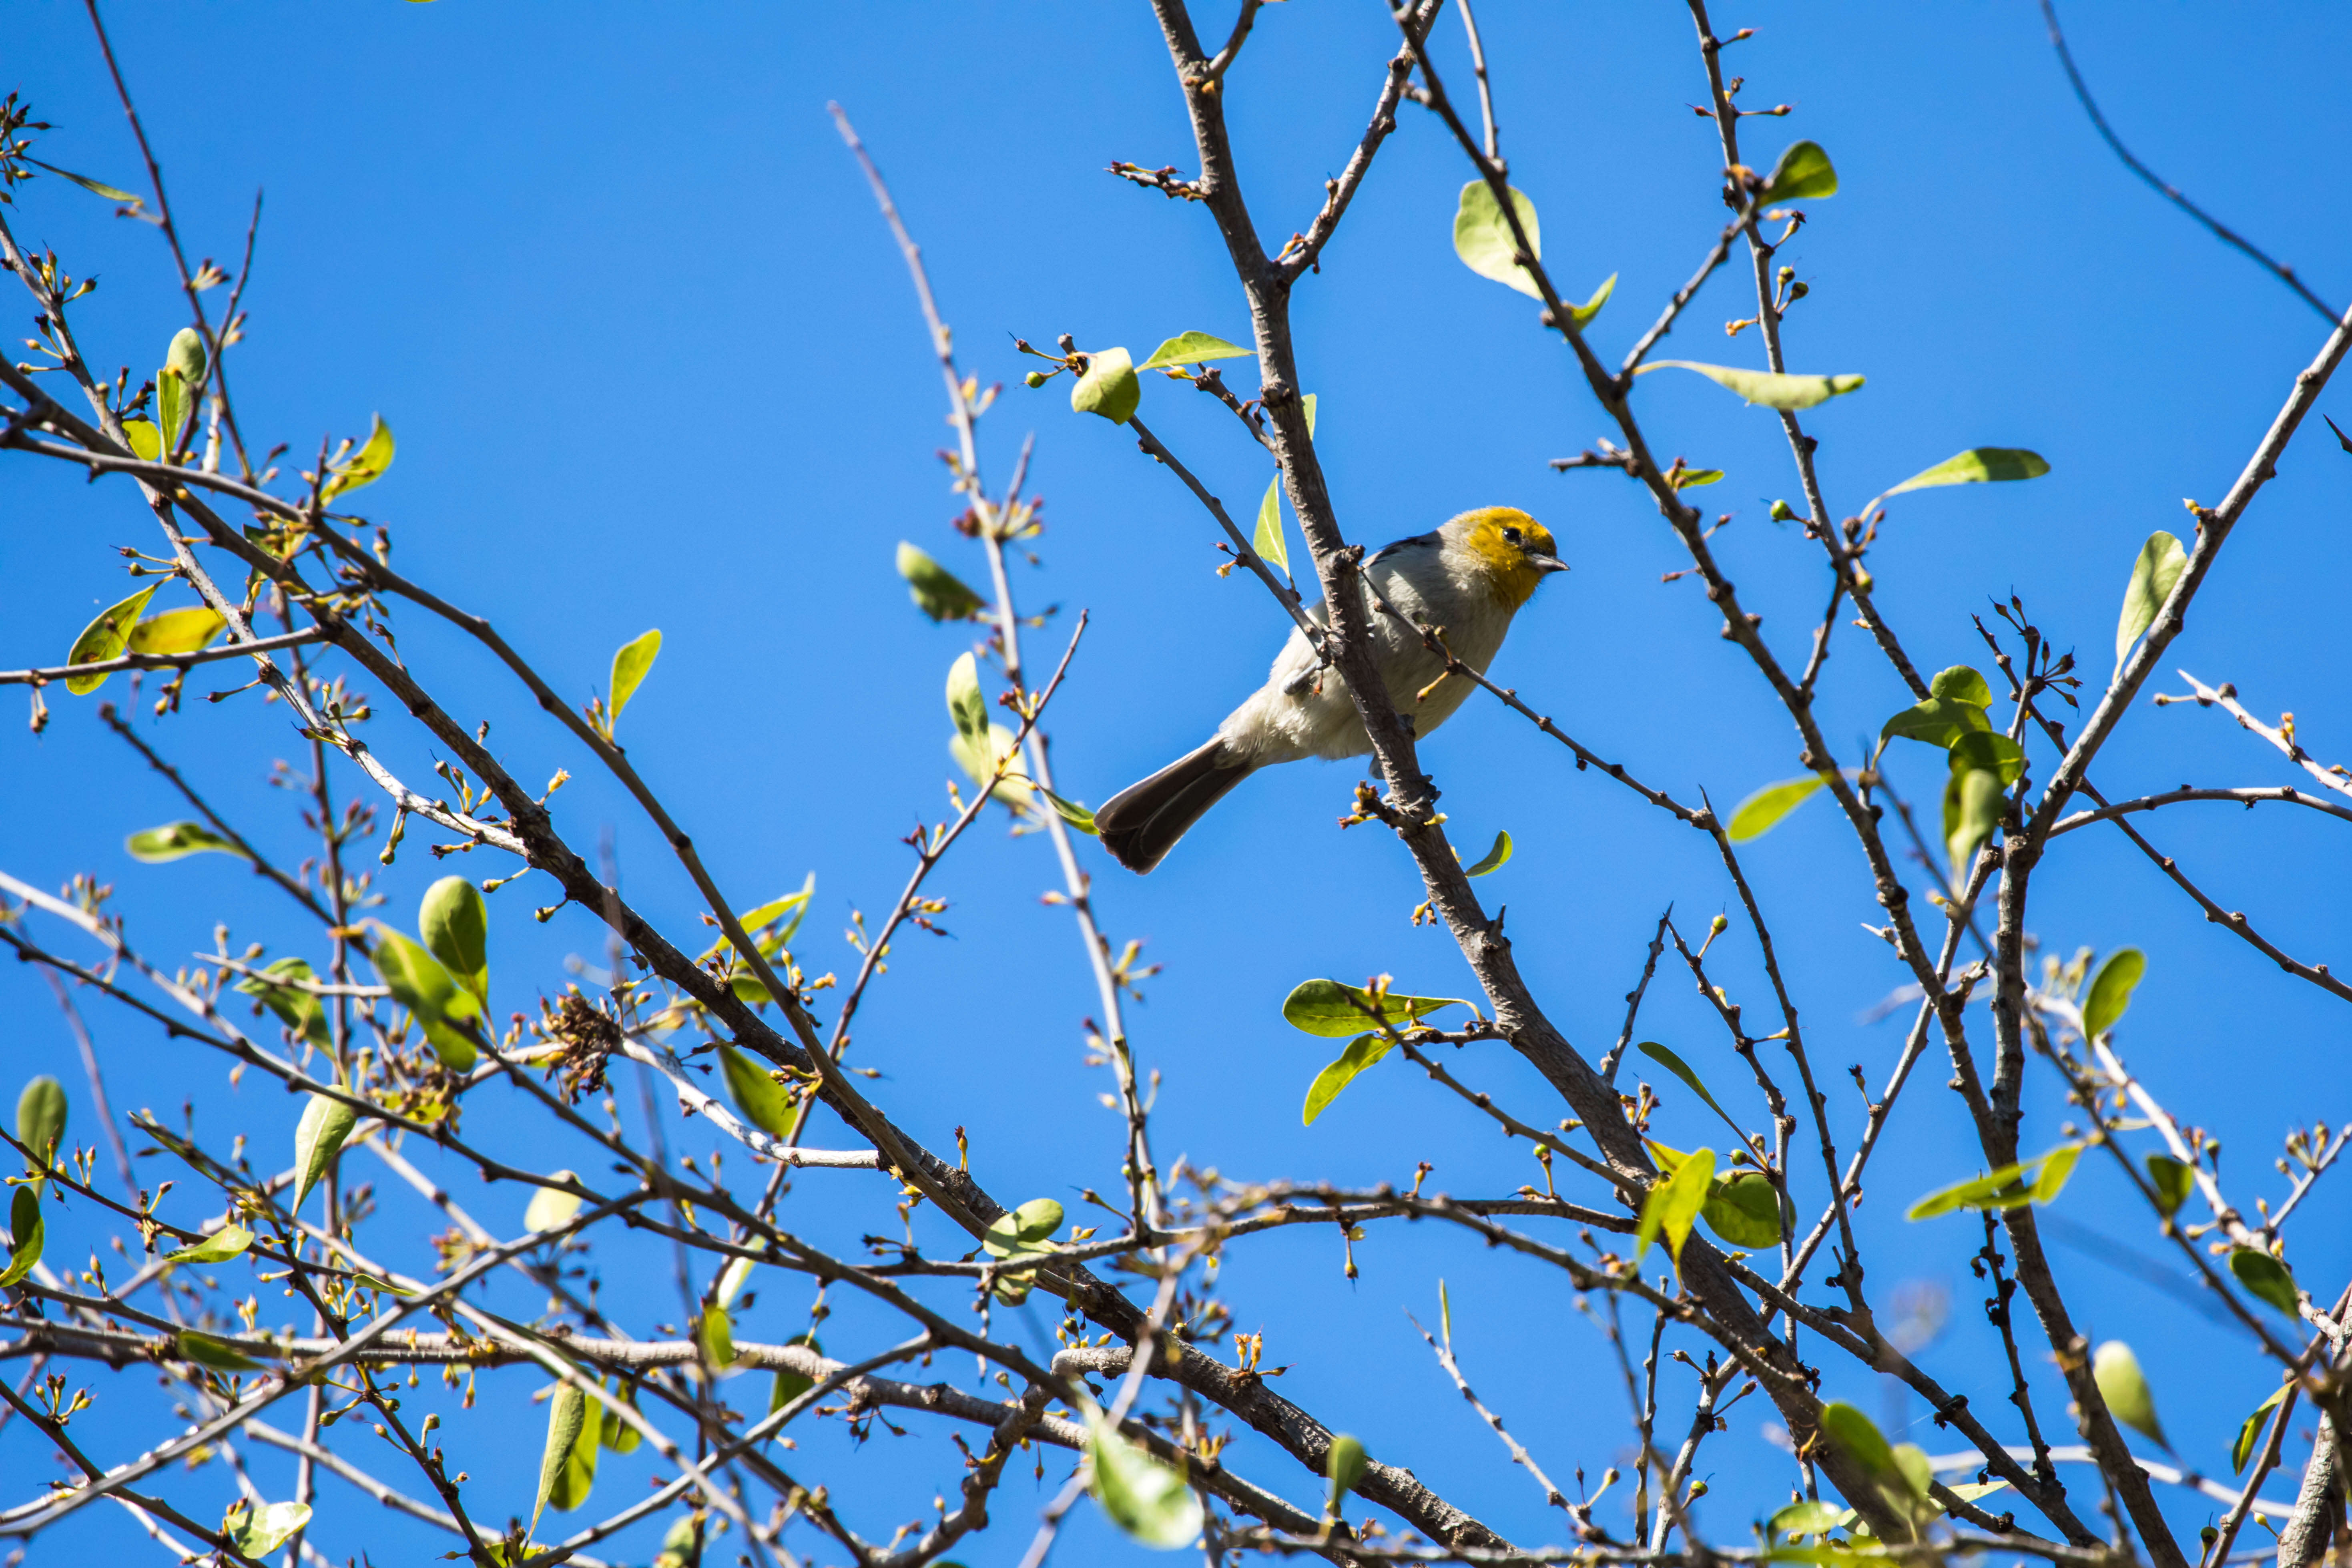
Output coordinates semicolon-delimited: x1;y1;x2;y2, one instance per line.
1096;506;1567;873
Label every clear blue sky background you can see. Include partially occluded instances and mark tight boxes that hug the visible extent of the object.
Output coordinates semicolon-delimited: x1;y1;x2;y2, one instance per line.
6;4;2350;1563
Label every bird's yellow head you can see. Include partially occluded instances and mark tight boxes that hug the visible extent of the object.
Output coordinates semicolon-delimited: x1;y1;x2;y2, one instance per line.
1446;507;1567;610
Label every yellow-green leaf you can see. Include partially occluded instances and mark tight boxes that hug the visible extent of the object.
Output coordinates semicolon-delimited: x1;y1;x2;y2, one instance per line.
1327;1432;1368;1514
1883;448;2049;498
2234;1385;2290;1474
945;650;989;748
226;1501;310;1559
16;1076;67;1193
166;1225;253;1265
1820;1401;1895;1476
1461;829;1513;876
599;1377;644;1453
1728;775;1830;841
165;326;208;388
419;875;489;1008
1637;1145;1714;1263
2082;948;2145;1039
951;720;1034;811
1040;788;1098;835
525;1172;583;1234
1640;360;1865;412
1673;467;1725;490
1906;1144;2082;1220
719;1045;794;1137
1453;179;1543;299
65;584;160;695
176;1329;262;1372
366;924;484;1070
536;1382;595;1525
1761;140;1838;203
293;1093;358;1215
0;1187;42;1288
895;542;986;622
1253;473;1289;578
156;367;188;454
1071;347;1140;424
609;629;662;725
1087;1403;1204;1548
982;1198;1064;1257
126;606;225;656
1280;978;1465;1038
696;1305;736;1369
321;415;394;502
126;821;246;863
1638;1042;1742;1132
1943;763;2005;873
2092;1341;2169;1450
122;419;161;461
235;957;329;1051
1137;331;1250;370
2145;1153;2194;1218
1701;1169;1783;1249
2228;1247;2300;1317
1569;273;1616;328
2115;531;2189;671
1302;1033;1393;1126
768;1331;823;1418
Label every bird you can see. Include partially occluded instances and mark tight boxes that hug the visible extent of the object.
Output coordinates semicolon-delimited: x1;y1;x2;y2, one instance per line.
1094;506;1567;873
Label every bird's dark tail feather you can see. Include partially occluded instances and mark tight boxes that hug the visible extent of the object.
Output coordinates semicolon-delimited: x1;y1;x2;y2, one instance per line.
1095;739;1256;873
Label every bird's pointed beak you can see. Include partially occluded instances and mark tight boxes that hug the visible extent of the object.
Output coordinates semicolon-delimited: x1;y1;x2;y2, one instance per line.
1530;554;1570;574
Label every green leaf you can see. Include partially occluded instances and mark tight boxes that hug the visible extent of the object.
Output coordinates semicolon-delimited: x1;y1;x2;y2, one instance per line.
1883;448;2050;498
945;651;989;748
1071;347;1140;424
1040;788;1098;835
1637;1042;1742;1132
0;1187;42;1288
1820;1401;1896;1477
1461;829;1513;876
1943;762;2006;873
1949;731;2027;788
367;924;483;1070
16;1076;66;1193
896;542;987;622
2082;948;2145;1039
1453;179;1544;299
2228;1247;2301;1317
2145;1153;2195;1218
156;368;188;454
1640;360;1865;412
293;1093;358;1216
166;1225;253;1265
1570;273;1616;328
2092;1341;2169;1450
1636;1145;1714;1263
719;1045;795;1138
166;326;209;389
235;957;329;1051
1729;775;1830;840
227;1501;311;1559
28;160;143;205
127;606;226;655
321;414;395;502
65;584;159;695
1087;1403;1204;1549
419;875;490;1009
1761;139;1838;202
126;821;246;863
1137;331;1250;370
715;1247;759;1310
1906;1144;2082;1220
769;1331;824;1418
983;1198;1064;1257
2115;531;2189;671
1769;1499;1856;1538
1326;1433;1368;1499
951;720;1034;812
122;419;161;461
696;1304;737;1369
1880;682;1995;750
1701;1169;1783;1249
536;1382;594;1527
599;1377;643;1452
525;1172;583;1234
1302;1034;1394;1126
1253;473;1290;578
2234;1385;2290;1474
1280;979;1466;1038
609;629;662;725
176;1329;262;1372
1673;468;1726;490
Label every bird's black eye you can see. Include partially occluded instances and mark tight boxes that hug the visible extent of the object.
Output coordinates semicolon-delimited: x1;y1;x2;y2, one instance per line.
1502;526;1523;546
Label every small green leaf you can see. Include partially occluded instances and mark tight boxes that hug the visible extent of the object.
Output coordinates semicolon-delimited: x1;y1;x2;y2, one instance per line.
945;651;989;748
293;1093;358;1216
1040;788;1098;835
122;420;161;461
983;1198;1064;1257
1071;347;1140;424
1933;665;1995;709
1253;473;1290;578
1673;467;1726;490
16;1076;66;1193
28;160;144;205
1302;1034;1394;1126
2228;1247;2301;1317
536;1382;594;1527
696;1304;737;1369
1761;140;1838;202
1701;1169;1783;1249
227;1501;311;1559
127;606;226;655
1640;360;1865;412
951;720;1034;812
65;584;160;695
597;1378;642;1452
2145;1153;2195;1218
609;629;662;725
1949;731;2026;788
719;1045;795;1138
1461;830;1513;876
367;924;484;1070
235;957;329;1051
2115;531;2189;671
715;1245;759;1309
1637;1042;1742;1133
1569;273;1616;327
321;414;395;502
165;326;209;389
1906;1144;2082;1220
0;1187;43;1288
1087;1403;1204;1548
895;543;987;622
1327;1433;1368;1511
1882;448;2050;498
156;368;188;454
1819;1401;1896;1476
1636;1145;1714;1263
2234;1385;2290;1474
1280;978;1466;1038
769;1331;824;1418
2092;1341;2169;1450
419;875;490;1009
1728;775;1830;840
1453;179;1544;299
2082;948;2145;1039
1137;331;1250;370
525;1172;584;1234
176;1329;262;1372
1943;762;2006;873
126;821;246;863
1769;1499;1856;1538
166;1225;254;1265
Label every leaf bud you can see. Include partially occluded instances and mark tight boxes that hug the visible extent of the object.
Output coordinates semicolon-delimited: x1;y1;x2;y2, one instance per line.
1709;914;1729;935
1023;370;1048;388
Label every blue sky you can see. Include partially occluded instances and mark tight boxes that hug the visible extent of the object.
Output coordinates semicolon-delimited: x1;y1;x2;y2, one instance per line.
6;4;2351;1563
